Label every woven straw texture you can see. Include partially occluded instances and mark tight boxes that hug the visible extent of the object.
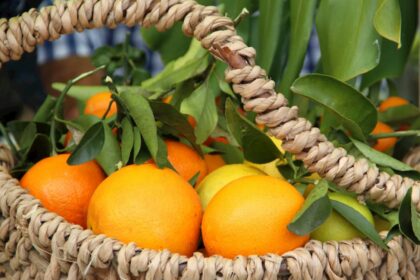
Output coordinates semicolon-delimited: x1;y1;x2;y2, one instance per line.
0;0;419;279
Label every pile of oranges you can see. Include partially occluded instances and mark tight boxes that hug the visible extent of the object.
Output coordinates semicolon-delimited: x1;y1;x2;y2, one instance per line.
19;93;409;258
20;92;309;258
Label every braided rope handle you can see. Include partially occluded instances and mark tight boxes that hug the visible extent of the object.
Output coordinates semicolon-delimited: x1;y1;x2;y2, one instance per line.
0;0;419;210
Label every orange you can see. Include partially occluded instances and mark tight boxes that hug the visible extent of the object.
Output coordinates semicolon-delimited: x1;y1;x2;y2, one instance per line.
204;154;225;172
84;92;117;118
378;96;409;112
202;175;309;258
20;154;105;228
165;140;208;184
371;122;397;152
87;164;202;256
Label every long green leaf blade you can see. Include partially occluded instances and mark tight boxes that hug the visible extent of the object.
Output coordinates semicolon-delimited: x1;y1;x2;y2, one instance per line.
68;122;105;165
374;0;401;47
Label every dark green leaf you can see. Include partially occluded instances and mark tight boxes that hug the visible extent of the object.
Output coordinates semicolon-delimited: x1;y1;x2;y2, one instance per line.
257;0;286;71
132;127;142;162
367;201;399;227
188;172;201;186
379;104;420;123
225;99;280;163
121;118;134;165
155;137;174;169
288;180;332;235
119;91;158;160
150;101;201;153
211;142;244;164
350;138;415;172
385;225;401;243
399;188;420;244
21;134;52;164
280;0;317;95
362;0;417;88
374;0;401;46
68;122;105;165
180;70;219;144
19;122;37;150
316;0;380;81
131;68;150;84
291;74;377;140
33;95;57;122
331;200;388;249
96;123;122;175
141;39;209;92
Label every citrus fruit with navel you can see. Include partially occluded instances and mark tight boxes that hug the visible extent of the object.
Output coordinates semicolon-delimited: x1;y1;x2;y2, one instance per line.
20;154;105;227
196;164;264;210
310;192;374;242
202;175;309;258
87;164;202;256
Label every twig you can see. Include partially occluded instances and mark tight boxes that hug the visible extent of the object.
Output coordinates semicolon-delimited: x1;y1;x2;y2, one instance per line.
370;130;420;139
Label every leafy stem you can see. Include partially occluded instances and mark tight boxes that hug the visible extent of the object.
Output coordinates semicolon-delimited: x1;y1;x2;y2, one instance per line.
50;66;106;155
370;130;420;139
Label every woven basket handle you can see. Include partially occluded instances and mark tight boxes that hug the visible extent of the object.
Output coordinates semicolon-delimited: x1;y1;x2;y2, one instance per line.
0;0;418;209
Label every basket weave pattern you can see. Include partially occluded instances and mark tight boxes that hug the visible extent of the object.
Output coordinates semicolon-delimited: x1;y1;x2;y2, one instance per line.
0;0;419;278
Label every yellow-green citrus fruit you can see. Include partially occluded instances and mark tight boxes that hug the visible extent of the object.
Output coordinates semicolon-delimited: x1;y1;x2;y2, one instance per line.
310;192;374;242
196;164;264;210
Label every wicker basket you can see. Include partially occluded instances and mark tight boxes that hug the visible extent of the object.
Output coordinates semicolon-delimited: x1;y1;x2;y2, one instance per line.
0;0;419;279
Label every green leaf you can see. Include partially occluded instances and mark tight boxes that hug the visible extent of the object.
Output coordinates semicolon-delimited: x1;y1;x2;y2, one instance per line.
188;172;201;186
132;127;142;162
21;134;52;164
331;200;388;249
155;136;174;169
68;122;105;165
399;188;420;244
379;104;420;123
291;74;377;140
67;115;101;131
411;192;420;241
19;122;37;151
288;180;332;235
121;118;134;165
280;0;317;94
350;138;415;172
361;0;418;88
366;201;399;227
180;70;219;144
141;39;209;92
150;101;201;153
220;0;257;43
96;123;122;175
374;0;401;47
316;0;380;81
119;91;158;160
211;142;244;164
33;95;56;123
141;22;191;64
225;99;280;163
257;0;286;71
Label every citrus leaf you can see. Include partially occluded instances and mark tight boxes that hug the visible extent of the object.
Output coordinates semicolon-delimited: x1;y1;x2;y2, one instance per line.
257;0;285;71
350;138;415;172
374;0;401;47
121;118;134;165
155;136;174;169
331;200;388;249
225;99;280;163
316;0;380;81
68;122;105;165
141;39;209;92
96;123;121;175
379;104;420;123
399;188;420;244
288;179;332;236
411;192;420;241
361;0;417;88
291;74;377;140
211;141;244;164
180;70;219;144
366;201;399;227
132;127;142;162
19;122;37;151
150;101;200;153
21;134;52;164
188;171;201;186
280;0;317;95
119;91;158;161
